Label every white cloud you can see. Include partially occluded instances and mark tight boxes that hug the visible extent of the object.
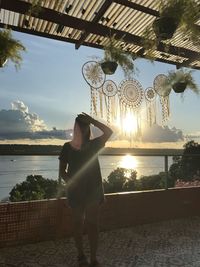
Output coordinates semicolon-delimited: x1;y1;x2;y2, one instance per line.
0;100;47;134
141;124;184;143
0;100;74;140
11;100;28;113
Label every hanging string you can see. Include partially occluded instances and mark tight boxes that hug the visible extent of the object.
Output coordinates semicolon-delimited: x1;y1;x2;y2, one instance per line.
160;96;170;125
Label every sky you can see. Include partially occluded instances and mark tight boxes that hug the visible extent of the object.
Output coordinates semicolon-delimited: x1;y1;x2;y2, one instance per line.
0;30;200;148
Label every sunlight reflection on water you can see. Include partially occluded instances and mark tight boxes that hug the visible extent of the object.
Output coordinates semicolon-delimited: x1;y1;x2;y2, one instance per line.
119;154;138;169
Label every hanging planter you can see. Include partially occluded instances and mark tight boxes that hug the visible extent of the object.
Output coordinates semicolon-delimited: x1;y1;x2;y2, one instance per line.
167;69;199;95
100;35;136;78
0;29;26;69
100;61;118;75
153;17;179;40
172;81;187;93
142;0;200;57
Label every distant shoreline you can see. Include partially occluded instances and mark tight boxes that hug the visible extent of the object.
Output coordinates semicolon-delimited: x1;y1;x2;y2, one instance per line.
0;144;183;156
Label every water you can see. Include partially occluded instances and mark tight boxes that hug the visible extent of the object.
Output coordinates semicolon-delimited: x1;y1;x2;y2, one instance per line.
0;155;173;200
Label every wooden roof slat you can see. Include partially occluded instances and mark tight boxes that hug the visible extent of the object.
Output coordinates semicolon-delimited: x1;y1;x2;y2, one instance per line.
75;0;114;49
1;0;200;70
4;0;199;59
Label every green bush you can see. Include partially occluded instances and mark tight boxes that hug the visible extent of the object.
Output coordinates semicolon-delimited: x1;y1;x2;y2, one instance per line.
9;175;64;202
104;168;175;193
103;167;137;193
169;140;200;181
136;172;167;190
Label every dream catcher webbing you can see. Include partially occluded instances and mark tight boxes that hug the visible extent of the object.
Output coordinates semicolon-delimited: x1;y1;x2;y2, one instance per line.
118;79;144;139
153;74;171;124
145;87;157;127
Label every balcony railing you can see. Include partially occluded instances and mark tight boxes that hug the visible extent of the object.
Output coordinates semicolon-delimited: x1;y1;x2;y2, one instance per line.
0;150;200;248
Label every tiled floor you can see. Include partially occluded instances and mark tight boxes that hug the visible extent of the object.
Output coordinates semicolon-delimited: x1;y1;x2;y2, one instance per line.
1;217;200;267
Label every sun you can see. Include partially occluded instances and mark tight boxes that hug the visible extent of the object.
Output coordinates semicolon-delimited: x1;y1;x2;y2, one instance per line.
122;112;138;135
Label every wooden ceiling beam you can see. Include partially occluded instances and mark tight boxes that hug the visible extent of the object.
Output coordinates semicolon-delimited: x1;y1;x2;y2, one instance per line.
75;0;114;49
75;0;159;49
1;22;200;70
114;0;159;16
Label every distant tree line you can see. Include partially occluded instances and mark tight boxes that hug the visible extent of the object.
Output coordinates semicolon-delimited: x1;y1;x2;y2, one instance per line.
8;141;200;202
0;144;62;155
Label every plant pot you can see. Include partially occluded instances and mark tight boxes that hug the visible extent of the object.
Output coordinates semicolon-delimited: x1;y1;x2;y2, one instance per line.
0;57;7;68
172;82;187;93
153;17;179;40
100;61;118;75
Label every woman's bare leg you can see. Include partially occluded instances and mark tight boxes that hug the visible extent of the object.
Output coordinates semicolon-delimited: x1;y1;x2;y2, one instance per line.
71;206;85;257
85;204;100;263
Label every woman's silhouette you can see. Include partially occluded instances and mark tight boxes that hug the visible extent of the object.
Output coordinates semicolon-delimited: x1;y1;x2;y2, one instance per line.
59;112;113;267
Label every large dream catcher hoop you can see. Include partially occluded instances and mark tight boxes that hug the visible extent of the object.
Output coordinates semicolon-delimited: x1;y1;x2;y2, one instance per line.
145;87;157;127
118;79;144;138
82;61;106;116
118;79;144;109
153;74;171;124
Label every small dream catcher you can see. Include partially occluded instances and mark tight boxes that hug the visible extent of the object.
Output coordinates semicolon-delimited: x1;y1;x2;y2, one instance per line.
82;61;106;116
145;87;157;127
153;74;171;125
118;79;144;138
102;80;118;124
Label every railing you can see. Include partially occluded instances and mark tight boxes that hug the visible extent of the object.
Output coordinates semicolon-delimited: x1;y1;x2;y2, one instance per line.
1;151;200;201
0;150;200;247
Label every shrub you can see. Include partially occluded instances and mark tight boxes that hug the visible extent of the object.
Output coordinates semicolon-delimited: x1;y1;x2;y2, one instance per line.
169;140;200;181
9;175;64;202
103;167;137;193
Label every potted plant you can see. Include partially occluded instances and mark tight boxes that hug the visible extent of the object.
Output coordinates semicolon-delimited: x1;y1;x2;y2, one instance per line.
166;69;199;94
0;29;26;69
152;0;185;41
142;0;200;56
100;35;136;78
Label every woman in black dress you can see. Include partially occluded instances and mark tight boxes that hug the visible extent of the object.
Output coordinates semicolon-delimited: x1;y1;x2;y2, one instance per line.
59;112;113;267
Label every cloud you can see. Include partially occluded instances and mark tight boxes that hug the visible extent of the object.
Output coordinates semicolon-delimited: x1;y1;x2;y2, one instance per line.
0;101;47;135
0;102;185;145
141;124;184;143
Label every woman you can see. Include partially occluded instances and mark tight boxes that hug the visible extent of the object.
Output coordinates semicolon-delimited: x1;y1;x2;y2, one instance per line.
59;112;113;267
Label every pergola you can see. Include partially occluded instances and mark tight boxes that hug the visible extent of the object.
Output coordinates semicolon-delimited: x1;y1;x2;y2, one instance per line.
1;0;200;70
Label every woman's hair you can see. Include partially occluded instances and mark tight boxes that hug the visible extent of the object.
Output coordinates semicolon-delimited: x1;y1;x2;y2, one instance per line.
75;117;91;142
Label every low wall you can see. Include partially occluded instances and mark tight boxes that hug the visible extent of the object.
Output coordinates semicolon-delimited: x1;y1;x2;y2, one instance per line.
0;187;200;247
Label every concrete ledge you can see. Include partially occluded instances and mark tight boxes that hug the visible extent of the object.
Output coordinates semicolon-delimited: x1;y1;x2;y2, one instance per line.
0;187;200;247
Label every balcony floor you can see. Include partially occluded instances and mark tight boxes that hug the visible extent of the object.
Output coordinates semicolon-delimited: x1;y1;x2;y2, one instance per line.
1;217;200;267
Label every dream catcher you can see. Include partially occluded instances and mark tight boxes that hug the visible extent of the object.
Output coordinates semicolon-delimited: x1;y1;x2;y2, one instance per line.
153;74;171;125
102;80;118;124
82;61;106;116
118;79;144;139
145;87;157;127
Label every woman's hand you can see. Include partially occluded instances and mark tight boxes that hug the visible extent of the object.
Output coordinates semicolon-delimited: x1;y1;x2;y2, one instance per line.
76;112;94;124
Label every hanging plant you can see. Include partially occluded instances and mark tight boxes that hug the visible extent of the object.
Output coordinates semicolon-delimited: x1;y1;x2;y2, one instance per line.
100;35;137;78
142;0;200;57
28;0;44;16
153;0;185;41
166;69;199;94
0;29;26;69
28;0;64;16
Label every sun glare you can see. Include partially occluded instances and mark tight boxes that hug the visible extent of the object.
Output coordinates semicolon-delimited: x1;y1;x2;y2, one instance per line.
123;112;138;134
120;154;138;169
119;154;138;178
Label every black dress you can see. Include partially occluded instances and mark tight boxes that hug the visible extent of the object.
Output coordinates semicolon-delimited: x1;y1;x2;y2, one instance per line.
59;136;105;208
